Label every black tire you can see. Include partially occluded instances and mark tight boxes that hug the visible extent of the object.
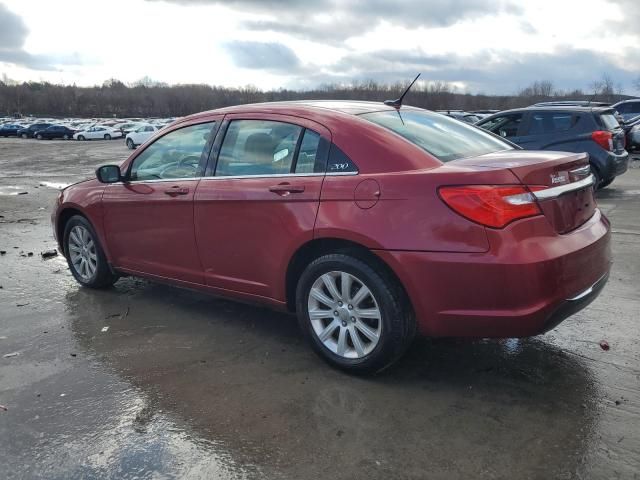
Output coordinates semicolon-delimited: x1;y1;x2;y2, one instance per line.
36;134;43;140
599;178;614;189
104;134;111;140
296;253;415;374
21;133;28;139
126;138;135;149
78;135;85;141
63;134;69;140
63;215;118;289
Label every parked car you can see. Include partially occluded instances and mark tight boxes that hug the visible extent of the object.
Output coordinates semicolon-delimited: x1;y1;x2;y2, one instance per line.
125;124;159;149
612;99;640;122
34;125;76;140
52;101;610;373
532;101;610;107
622;115;640;151
17;123;53;139
437;110;481;124
477;106;628;189
0;124;21;137
73;126;123;141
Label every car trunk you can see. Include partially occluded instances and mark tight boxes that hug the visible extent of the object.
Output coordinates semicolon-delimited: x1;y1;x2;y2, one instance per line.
455;150;597;234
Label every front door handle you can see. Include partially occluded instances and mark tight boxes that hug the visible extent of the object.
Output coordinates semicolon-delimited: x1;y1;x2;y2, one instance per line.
164;186;190;196
269;183;305;196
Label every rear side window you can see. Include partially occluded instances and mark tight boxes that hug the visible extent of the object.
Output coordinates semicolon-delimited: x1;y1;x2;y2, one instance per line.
293;129;329;174
362;110;513;162
598;113;620;130
527;112;576;134
479;114;523;138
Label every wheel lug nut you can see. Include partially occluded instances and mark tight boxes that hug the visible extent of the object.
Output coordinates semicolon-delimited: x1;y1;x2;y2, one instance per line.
351;316;356;322
338;301;343;306
333;311;338;316
341;321;347;327
348;304;353;310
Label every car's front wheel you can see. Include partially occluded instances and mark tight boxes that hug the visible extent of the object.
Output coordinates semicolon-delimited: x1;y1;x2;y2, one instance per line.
78;135;85;141
63;215;118;288
296;254;415;374
104;134;111;140
126;138;135;149
21;133;28;139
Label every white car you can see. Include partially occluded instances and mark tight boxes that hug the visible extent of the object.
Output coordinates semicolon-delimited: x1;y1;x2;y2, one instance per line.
73;126;123;141
125;124;159;149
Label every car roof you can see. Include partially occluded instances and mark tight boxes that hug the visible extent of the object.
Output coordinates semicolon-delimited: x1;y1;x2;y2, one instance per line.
482;106;614;117
180;100;422;122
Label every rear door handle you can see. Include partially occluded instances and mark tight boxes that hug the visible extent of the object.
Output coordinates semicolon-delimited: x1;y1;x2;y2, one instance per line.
164;186;190;196
269;183;305;195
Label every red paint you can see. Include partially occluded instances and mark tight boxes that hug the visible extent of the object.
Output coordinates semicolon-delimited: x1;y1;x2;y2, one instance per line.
53;101;611;338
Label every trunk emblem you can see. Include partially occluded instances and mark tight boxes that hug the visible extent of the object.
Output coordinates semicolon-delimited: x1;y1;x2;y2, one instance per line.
550;172;569;185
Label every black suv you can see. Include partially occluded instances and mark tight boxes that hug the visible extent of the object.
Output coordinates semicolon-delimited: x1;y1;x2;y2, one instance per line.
17;123;53;139
477;107;628;188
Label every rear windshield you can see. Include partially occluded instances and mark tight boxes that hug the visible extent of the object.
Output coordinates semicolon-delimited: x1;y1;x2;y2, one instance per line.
599;113;620;130
361;110;513;162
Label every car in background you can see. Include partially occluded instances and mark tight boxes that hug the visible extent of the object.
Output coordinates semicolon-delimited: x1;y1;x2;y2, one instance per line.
622;115;640;151
34;125;77;140
74;126;123;141
437;110;481;124
125;124;159;149
52;101;611;373
612;99;640;123
477;106;628;189
0;124;21;137
470;110;500;120
17;123;53;139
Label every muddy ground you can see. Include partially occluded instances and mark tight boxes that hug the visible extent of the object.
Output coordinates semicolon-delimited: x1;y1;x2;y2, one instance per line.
0;137;639;479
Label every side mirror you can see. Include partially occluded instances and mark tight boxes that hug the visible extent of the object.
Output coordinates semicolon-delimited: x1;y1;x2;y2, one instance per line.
96;165;122;183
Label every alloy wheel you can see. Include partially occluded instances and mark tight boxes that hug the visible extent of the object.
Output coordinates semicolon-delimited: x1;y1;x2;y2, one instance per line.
307;271;382;359
68;225;98;281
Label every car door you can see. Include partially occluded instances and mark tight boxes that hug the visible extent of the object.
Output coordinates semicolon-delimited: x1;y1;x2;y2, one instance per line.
194;114;330;301
515;111;577;150
102;119;219;283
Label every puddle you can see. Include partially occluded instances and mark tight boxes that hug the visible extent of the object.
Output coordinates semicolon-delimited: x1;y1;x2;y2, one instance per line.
39;181;70;190
0;186;28;195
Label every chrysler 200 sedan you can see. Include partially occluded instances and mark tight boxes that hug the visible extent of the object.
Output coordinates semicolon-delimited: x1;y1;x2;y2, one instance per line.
52;101;611;373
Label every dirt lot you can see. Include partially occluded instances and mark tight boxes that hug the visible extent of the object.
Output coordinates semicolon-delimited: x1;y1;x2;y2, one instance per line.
1;137;639;479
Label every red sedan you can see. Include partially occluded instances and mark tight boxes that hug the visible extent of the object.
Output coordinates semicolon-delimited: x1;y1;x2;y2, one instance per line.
52;101;611;373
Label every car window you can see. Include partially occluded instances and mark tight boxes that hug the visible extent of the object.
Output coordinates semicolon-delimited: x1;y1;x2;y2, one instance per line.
631;102;640;114
479;114;523;139
294;130;323;174
616;103;631;114
145;126;155;132
362;110;513;162
129;122;215;181
527;112;575;135
599;113;620;130
215;120;303;177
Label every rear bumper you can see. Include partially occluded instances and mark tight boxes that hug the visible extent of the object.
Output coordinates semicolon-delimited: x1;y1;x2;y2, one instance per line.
375;209;611;338
603;150;629;179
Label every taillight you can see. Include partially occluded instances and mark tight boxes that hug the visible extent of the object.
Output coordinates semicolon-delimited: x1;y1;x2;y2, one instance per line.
439;185;542;228
592;130;613;151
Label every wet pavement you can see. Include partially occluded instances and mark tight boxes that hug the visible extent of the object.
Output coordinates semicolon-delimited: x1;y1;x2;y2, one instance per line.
1;137;639;479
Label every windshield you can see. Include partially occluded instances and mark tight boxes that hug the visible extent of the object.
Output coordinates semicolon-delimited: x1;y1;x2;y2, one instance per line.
361;109;513;162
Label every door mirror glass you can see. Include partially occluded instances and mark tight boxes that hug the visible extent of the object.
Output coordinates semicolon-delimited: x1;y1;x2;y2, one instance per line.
96;165;121;183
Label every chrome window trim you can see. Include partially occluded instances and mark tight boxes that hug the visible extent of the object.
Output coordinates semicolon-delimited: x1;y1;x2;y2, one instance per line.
108;170;359;184
533;174;594;201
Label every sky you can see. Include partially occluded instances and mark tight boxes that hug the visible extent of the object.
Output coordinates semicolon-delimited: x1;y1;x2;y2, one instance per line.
0;0;639;95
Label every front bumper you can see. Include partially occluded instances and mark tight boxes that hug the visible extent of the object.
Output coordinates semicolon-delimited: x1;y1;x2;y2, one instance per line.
375;209;611;338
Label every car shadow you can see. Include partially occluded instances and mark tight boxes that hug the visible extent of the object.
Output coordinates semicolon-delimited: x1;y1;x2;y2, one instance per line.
66;278;599;479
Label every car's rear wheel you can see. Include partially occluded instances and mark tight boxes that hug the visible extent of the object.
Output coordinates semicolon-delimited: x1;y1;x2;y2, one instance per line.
296;254;415;374
78;135;85;141
63;134;69;140
36;134;43;140
104;134;111;140
126;138;135;149
63;215;118;289
21;133;28;139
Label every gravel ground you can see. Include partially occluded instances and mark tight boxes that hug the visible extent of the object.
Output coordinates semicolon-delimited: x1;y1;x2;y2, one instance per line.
1;137;639;479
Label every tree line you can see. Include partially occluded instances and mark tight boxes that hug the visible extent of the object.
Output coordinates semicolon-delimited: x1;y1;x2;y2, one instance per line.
0;75;635;118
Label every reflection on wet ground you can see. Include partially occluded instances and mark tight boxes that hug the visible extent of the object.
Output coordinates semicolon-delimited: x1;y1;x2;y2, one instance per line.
1;140;639;479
